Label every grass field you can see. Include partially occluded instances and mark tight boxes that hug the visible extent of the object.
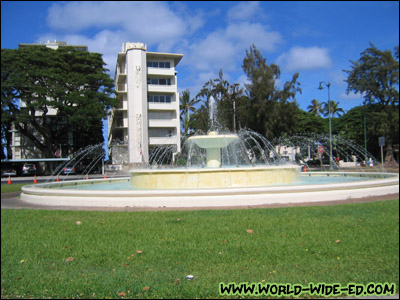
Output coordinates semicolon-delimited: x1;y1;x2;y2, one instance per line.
1;182;27;193
1;200;399;299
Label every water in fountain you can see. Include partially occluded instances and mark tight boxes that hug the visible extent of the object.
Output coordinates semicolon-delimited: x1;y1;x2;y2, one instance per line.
177;128;285;168
209;95;218;131
150;94;286;169
48;143;105;182
273;134;381;172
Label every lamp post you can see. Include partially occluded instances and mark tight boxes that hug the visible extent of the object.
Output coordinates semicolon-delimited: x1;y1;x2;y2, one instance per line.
363;101;368;162
231;83;239;133
318;81;334;170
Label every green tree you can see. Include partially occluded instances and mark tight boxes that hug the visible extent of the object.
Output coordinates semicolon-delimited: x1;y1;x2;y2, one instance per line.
295;108;326;134
344;43;399;163
1;46;117;158
190;105;209;133
321;100;345;118
196;69;230;131
307;99;324;116
179;90;200;135
241;44;301;140
195;70;245;132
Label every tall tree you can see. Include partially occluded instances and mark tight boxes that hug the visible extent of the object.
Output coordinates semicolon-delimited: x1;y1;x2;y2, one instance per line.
195;69;242;132
1;46;117;158
344;43;399;163
321;100;345;118
179;90;200;135
241;44;301;140
307;99;323;116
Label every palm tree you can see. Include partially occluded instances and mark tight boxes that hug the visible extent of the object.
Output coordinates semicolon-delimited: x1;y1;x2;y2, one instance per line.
321;100;345;118
307;99;323;116
180;90;200;135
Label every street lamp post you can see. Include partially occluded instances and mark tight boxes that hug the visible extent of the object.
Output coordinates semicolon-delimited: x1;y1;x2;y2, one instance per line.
232;83;239;133
363;102;368;162
318;81;334;170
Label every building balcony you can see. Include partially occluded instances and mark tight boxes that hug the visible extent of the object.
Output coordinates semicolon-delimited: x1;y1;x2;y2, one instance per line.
116;84;127;93
113;118;128;128
116;100;128;110
148;102;177;111
147;68;175;76
147;84;176;93
115;67;127;84
149;136;179;146
148;118;178;128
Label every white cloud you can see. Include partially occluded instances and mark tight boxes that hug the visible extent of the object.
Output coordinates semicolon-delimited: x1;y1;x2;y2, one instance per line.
183;22;282;72
227;1;261;21
46;1;200;52
277;46;332;72
340;91;365;101
36;30;126;75
42;1;283;96
186;30;237;72
225;22;282;52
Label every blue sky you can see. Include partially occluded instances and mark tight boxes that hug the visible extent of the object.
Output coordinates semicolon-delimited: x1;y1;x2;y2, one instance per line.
2;1;399;112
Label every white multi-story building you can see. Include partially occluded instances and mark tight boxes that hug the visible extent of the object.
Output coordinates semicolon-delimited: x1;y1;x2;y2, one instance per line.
108;42;183;165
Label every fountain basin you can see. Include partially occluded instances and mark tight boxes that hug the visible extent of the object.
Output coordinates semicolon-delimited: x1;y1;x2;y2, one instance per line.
20;172;399;208
130;165;300;189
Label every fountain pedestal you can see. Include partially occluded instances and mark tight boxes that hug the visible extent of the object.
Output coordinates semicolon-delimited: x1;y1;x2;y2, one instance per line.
206;148;221;167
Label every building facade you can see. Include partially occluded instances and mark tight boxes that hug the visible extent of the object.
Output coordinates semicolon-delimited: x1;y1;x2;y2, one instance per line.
108;42;183;165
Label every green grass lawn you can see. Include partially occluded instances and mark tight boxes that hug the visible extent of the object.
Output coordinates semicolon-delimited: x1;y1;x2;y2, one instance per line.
1;200;399;299
1;183;27;193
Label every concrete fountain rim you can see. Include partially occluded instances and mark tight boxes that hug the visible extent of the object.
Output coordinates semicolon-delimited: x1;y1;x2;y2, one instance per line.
20;171;399;208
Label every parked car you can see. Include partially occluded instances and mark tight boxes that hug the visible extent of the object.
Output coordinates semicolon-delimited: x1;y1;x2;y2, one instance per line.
61;166;76;175
306;157;331;167
1;168;17;177
22;163;37;176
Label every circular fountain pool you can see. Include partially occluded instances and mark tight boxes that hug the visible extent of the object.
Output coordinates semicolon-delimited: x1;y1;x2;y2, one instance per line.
21;172;399;208
19;96;399;209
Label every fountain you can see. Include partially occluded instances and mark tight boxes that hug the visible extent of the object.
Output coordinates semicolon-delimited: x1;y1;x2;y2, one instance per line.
189;131;238;168
20;96;399;208
130;130;300;189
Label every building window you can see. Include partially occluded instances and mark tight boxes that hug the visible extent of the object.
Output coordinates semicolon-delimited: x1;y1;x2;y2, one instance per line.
147;61;171;68
147;78;171;85
148;95;172;103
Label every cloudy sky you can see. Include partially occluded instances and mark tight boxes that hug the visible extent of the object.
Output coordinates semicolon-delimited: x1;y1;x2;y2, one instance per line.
2;1;399;114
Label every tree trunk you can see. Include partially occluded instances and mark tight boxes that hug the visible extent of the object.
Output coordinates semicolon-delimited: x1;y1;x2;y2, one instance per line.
385;142;398;166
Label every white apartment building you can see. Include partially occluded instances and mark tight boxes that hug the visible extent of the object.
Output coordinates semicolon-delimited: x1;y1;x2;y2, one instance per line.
108;42;183;165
